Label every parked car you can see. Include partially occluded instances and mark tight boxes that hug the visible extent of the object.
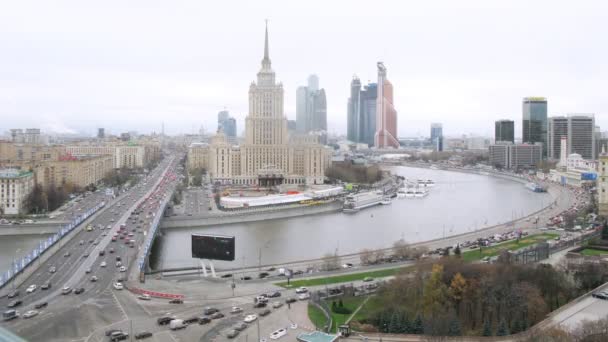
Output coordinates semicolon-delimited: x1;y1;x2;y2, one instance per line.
198;316;212;325
203;307;219;315
134;331;153;340
272;301;283;309
298;293;310;300
169;298;183;304
295;287;308;294
269;328;287;340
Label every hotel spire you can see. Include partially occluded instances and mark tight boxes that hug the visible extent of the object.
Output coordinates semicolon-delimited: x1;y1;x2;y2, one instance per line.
262;20;271;70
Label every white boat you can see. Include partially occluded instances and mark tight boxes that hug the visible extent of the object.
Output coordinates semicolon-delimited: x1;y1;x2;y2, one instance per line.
414;188;428;198
405;188;415;198
417;179;435;187
396;187;407;198
343;192;383;213
381;196;392;205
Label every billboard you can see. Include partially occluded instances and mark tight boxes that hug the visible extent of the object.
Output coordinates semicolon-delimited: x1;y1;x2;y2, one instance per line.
191;234;235;261
581;172;597;181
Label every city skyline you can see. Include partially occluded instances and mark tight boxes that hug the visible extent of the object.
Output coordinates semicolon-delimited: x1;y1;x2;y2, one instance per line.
0;1;607;137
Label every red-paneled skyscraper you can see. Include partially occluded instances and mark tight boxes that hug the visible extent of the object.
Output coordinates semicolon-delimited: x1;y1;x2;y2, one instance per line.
374;62;399;148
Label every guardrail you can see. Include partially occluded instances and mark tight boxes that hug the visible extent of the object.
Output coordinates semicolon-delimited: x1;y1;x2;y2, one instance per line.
0;201;106;289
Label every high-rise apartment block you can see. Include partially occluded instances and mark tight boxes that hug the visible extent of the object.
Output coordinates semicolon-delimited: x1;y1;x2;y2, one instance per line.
495;119;514;143
296;75;327;134
548;115;595;160
522;97;548;157
489;142;542;170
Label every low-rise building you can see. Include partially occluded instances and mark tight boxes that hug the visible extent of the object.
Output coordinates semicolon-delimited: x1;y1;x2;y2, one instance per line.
0;169;34;215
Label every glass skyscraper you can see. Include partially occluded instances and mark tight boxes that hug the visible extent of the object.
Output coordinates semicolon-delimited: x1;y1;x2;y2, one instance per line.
522;97;548;157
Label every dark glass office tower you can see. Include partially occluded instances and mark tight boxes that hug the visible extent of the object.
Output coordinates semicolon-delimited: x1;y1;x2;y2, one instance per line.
495;119;514;143
522;97;548;157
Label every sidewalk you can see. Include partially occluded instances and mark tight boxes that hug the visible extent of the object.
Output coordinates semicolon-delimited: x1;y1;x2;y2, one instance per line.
287;301;317;332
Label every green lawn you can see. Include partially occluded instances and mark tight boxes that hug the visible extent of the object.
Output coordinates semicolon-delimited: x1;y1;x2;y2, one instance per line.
276;266;411;288
580;248;608;256
326;296;367;332
461;233;559;262
308;303;329;330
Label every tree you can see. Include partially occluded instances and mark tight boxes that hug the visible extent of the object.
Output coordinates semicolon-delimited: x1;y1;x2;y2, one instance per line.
602;220;608;240
454;244;461;257
496;319;509;336
373;249;386;264
321;253;340;271
448;272;467;308
388;311;401;333
447;318;462;336
393;239;411;260
482;319;492;336
360;249;373;265
412;314;424;334
422;264;448;318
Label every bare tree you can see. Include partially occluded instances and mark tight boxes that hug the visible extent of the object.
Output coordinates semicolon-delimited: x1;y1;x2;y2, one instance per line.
321;253;341;271
393;239;411;260
360;249;373;265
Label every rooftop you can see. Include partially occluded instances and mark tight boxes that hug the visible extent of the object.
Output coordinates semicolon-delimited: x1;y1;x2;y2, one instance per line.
296;331;338;342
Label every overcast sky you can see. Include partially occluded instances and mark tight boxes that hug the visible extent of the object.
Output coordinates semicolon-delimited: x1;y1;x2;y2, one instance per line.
1;1;607;138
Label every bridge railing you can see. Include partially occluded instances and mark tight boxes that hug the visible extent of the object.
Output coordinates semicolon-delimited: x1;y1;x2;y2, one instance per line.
0;201;106;289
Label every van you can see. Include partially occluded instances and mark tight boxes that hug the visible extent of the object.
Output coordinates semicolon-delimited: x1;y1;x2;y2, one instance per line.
169;319;187;330
2;310;18;321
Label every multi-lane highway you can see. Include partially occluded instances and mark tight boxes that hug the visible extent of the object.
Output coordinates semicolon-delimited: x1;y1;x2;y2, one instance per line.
0;156;179;331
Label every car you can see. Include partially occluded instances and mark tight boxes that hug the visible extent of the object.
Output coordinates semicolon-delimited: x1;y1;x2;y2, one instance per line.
105;329;122;337
183;316;199;325
592;291;608;300
290;323;298;330
363;277;374;282
269;328;287;340
230;306;243;314
26;284;37;293
91;276;98;282
342;263;354;268
210;312;224;320
110;331;129;341
198;316;211;324
79;240;84;245
226;329;239;339
233;322;248;331
41;282;51;290
203;307;219;315
22;310;39;319
259;272;270;279
116;256;122;261
272;301;283;309
34;302;48;309
85;268;92;274
7;290;19;298
134;331;153;340
109;248;115;253
101;261;107;267
138;294;151;301
253;302;267;308
99;250;105;256
298;293;310;300
49;266;56;274
116;261;122;267
7;300;22;308
169;298;183;304
61;287;72;295
259;309;271;317
244;314;257;323
169;319;187;330
285;297;297;304
157;316;174;325
74;287;85;294
267;291;281;298
295;287;308;294
113;282;124;290
119;266;127;272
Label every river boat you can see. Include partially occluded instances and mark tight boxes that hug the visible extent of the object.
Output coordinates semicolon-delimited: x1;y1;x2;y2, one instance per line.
343;192;383;213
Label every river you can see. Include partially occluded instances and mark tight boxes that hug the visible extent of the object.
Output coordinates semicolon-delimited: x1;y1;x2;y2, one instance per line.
152;166;552;270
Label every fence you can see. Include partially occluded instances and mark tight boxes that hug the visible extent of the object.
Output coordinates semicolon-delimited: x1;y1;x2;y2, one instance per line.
0;201;106;289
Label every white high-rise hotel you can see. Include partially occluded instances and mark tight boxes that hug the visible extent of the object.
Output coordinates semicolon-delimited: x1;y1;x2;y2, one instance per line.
188;23;331;186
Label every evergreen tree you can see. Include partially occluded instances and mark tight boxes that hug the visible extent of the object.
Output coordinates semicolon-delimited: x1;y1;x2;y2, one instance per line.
400;312;410;333
339;299;344;308
448;318;462;336
482;319;492;336
454;244;461;257
511;318;522;334
412;314;424;334
388;311;400;333
496;319;509;336
332;301;337;311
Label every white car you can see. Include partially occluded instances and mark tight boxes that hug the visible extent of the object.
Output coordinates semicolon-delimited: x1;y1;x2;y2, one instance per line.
295;287;308;294
244;314;257;323
26;285;37;293
100;261;107;267
113;282;124;290
230;306;243;314
290;323;298;330
22;310;39;319
138;294;151;301
269;328;287;340
298;293;310;300
119;266;127;272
